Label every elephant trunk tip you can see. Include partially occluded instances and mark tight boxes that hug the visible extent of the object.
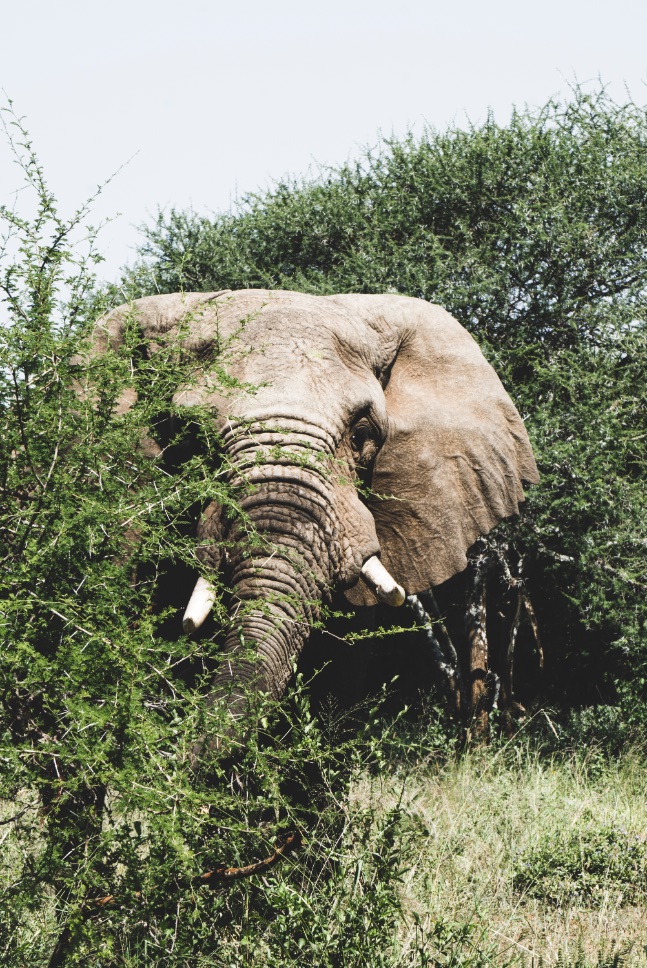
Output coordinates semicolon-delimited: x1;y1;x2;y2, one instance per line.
361;556;406;607
183;576;216;634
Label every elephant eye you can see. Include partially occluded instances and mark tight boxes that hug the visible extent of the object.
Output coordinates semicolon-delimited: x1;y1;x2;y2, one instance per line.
350;420;380;468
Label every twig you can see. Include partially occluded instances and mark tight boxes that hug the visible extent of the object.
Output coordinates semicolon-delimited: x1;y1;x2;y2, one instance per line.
506;590;522;701
522;591;544;670
418;588;463;691
466;543;490;735
193;830;303;884
0;805;29;826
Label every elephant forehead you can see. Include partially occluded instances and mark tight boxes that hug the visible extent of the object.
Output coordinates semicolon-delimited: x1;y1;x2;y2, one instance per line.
174;298;388;434
182;290;388;371
239;335;377;403
174;351;382;440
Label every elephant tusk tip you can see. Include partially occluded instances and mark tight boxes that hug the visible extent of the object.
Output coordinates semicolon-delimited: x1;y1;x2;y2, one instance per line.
182;576;216;635
378;585;406;607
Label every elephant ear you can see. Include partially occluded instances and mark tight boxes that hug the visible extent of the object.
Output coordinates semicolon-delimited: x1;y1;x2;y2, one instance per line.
357;299;539;601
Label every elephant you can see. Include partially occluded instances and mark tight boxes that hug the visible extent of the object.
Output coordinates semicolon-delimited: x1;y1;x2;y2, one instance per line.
81;288;539;735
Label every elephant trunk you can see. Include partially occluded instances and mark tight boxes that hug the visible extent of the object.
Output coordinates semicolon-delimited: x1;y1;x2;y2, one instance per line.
214;497;335;713
188;423;403;730
210;429;343;713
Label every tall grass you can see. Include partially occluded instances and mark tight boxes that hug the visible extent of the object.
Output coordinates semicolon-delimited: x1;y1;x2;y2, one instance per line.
4;695;646;966
352;728;647;967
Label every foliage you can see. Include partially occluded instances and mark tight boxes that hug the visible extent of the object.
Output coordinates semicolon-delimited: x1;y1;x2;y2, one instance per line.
514;823;647;907
0;106;425;968
354;736;647;967
131;87;647;353
511;326;647;713
129;84;647;724
410;916;517;968
547;944;637;968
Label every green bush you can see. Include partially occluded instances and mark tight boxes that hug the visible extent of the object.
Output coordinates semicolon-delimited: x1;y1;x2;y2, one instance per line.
3;92;647;967
0;106;416;967
513;823;647;907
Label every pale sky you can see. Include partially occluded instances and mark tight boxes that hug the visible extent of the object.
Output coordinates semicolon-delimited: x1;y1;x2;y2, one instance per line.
2;0;646;282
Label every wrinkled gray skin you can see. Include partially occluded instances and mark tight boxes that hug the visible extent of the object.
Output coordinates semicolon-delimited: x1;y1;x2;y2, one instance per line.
86;290;539;721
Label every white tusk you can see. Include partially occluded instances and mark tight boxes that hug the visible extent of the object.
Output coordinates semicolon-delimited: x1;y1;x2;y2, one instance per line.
182;576;216;634
360;556;406;607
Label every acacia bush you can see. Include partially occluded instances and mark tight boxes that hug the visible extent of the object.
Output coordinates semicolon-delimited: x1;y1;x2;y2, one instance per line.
0;111;421;967
129;86;647;729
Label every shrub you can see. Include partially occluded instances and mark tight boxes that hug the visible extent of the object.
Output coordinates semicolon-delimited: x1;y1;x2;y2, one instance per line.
513;823;647;907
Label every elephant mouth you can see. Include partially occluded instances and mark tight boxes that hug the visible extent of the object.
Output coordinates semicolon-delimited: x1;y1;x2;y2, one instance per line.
181;554;405;635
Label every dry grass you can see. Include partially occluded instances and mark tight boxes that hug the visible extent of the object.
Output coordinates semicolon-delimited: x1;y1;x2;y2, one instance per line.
353;739;647;966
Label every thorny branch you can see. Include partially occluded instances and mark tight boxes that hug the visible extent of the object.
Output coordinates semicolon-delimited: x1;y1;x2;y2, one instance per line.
411;539;543;734
465;541;494;738
494;544;544;697
47;831;304;968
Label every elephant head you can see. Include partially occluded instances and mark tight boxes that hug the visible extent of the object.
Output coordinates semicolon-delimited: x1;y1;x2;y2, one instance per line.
86;289;538;721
